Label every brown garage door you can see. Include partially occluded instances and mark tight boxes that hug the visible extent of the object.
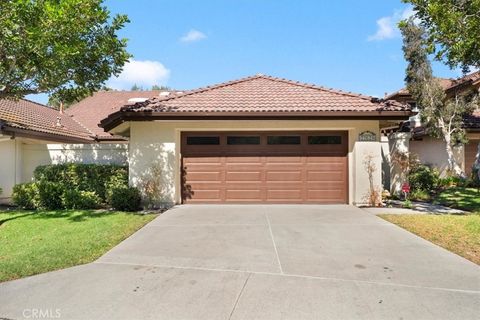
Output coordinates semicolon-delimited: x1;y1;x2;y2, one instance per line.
181;131;348;204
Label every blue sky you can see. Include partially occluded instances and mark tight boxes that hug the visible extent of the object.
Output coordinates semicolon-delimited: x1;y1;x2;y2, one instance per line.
29;0;461;104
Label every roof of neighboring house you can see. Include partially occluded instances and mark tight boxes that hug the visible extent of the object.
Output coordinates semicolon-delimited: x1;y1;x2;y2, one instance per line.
66;90;166;139
385;78;456;100
464;110;480;130
387;71;480;130
101;74;412;131
0;98;94;142
386;71;480;100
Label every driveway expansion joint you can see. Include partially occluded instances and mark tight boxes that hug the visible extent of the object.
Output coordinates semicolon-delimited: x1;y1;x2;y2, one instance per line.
94;261;480;294
228;273;251;320
264;210;284;274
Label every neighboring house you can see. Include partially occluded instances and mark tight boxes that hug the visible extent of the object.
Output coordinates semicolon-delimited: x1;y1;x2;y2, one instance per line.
0;90;170;203
100;74;412;205
386;71;480;179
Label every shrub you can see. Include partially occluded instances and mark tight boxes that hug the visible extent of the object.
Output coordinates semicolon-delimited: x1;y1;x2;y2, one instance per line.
109;187;141;212
34;164;128;202
105;173;129;205
37;181;64;210
408;165;440;192
62;190;101;209
12;183;39;209
409;189;431;202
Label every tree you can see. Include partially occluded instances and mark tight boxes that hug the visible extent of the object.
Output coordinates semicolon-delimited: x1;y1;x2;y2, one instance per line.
151;85;171;90
400;18;479;177
403;0;480;71
0;0;130;103
130;84;143;91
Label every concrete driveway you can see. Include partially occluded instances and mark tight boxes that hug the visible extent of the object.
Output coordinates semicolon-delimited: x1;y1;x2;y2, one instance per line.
1;205;479;320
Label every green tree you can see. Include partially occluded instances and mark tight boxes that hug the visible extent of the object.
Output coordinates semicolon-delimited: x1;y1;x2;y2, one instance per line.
400;19;479;177
130;84;143;91
403;0;480;71
0;0;130;103
151;85;171;90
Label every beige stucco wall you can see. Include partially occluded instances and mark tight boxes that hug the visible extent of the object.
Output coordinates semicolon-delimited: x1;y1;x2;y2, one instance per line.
0;139;128;202
410;136;464;176
0;137;22;203
22;143;128;182
128;120;383;206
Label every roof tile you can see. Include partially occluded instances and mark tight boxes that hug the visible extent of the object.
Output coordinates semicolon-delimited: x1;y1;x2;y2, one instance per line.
122;74;409;114
0;99;93;141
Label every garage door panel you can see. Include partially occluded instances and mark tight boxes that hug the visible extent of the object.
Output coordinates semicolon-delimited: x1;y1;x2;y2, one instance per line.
265;156;303;163
183;157;223;164
266;189;303;200
307;171;345;182
225;156;263;163
181;131;348;204
186;171;223;182
225;189;263;201
226;171;263;181
266;171;302;181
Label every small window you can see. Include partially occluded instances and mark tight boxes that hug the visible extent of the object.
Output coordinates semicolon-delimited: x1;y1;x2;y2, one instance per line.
308;136;342;145
267;136;301;145
186;136;220;145
227;136;260;145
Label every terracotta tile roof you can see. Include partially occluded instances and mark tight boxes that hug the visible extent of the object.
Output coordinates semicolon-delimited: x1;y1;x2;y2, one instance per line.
386;71;480;100
464;109;480;129
121;74;409;114
0;98;93;141
385;78;456;100
67;90;167;138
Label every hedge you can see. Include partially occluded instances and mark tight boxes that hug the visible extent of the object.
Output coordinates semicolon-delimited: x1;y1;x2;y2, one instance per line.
13;164;131;210
33;164;128;202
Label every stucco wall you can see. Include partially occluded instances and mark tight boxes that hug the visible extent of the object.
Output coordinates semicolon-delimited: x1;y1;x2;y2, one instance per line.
410;136;463;176
0;140;128;202
22;143;128;182
0;138;22;203
128;120;382;206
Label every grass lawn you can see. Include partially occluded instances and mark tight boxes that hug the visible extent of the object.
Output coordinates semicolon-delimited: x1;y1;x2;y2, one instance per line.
379;214;480;265
0;209;157;282
434;187;480;213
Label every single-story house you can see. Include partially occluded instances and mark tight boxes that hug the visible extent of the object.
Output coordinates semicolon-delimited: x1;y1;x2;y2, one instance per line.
0;91;169;202
385;70;480;178
99;74;412;205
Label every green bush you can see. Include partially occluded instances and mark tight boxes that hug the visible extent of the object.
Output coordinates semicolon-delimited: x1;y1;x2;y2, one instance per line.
62;190;101;209
12;183;39;209
109;187;141;212
37;181;64;210
34;164;128;202
409;189;431;202
408;165;440;192
105;172;129;205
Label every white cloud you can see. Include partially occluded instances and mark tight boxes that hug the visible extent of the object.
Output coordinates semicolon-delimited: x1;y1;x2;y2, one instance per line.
107;59;170;90
368;7;414;41
180;29;207;43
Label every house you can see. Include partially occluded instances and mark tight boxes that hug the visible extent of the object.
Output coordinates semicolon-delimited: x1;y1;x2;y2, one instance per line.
100;74;412;205
386;71;480;178
0;91;169;203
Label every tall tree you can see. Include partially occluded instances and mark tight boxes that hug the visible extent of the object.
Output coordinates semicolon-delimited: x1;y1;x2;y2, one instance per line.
403;0;480;71
151;85;171;91
400;19;479;176
0;0;130;104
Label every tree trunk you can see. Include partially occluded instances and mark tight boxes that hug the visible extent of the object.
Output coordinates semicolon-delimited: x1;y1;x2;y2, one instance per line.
443;131;465;177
